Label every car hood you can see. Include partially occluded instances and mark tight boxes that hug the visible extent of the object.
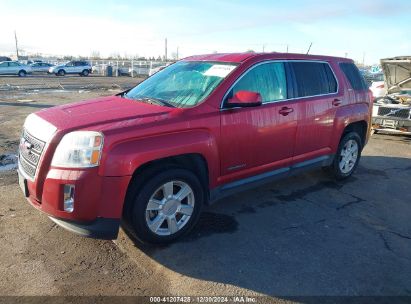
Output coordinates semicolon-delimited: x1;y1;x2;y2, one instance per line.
35;96;175;132
381;57;411;93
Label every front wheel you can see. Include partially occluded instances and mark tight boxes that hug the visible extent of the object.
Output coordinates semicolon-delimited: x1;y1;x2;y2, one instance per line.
126;168;204;244
18;70;27;77
81;69;89;76
328;132;362;180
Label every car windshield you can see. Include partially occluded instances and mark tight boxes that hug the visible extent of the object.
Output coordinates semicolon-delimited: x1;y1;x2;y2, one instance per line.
124;61;238;108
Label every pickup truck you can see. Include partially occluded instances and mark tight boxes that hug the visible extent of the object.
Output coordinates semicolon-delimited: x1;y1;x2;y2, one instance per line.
18;52;372;244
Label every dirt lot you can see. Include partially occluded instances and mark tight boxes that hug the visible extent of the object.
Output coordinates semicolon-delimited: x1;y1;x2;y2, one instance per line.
0;76;411;301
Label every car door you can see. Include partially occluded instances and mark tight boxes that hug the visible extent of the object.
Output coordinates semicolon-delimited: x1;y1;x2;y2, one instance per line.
219;61;298;184
65;62;75;73
37;63;45;72
30;63;39;73
7;62;20;74
74;61;85;73
288;61;342;164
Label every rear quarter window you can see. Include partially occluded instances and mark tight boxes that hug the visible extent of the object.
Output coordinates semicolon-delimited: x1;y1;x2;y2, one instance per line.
339;62;368;91
289;62;337;97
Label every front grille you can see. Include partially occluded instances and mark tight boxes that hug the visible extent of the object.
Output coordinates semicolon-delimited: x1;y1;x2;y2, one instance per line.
378;107;411;119
18;129;46;179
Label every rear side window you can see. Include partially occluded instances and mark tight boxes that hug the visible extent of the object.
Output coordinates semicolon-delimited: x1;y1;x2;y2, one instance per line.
289;62;337;97
339;62;368;91
229;62;287;103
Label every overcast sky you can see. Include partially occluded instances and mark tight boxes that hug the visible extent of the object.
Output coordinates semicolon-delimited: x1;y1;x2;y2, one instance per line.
0;0;410;64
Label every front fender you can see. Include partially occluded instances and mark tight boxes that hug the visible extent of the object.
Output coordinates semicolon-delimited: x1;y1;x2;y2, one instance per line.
100;129;219;186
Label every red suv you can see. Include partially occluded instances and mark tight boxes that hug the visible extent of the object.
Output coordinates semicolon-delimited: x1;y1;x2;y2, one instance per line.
18;53;372;243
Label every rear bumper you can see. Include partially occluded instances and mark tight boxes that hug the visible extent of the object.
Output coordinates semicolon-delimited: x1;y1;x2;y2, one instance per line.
49;216;120;239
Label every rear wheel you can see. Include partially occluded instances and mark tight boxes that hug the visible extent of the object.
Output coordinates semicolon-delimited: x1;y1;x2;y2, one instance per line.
18;70;27;77
126;168;204;244
328;132;362;180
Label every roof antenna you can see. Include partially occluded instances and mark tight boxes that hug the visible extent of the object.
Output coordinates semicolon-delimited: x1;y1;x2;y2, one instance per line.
306;42;312;55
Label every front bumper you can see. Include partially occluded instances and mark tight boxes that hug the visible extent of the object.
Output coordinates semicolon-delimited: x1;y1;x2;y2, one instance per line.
49;216;120;239
19;166;131;239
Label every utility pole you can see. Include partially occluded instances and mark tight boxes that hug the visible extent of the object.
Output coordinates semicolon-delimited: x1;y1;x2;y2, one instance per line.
286;44;289;53
362;52;365;67
165;38;167;62
176;46;179;60
14;30;19;59
262;44;265;53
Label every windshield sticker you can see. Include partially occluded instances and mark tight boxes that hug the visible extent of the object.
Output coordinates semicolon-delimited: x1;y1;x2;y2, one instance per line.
203;65;236;78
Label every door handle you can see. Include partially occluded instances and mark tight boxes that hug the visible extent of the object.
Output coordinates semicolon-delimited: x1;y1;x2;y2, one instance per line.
279;107;294;116
332;99;341;106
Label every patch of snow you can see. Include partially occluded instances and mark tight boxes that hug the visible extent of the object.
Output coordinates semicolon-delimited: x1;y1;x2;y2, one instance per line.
0;154;18;172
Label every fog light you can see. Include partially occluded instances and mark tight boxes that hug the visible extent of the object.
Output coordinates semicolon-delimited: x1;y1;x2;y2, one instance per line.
63;185;75;213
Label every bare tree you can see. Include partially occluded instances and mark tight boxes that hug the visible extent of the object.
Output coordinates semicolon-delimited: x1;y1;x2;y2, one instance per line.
90;51;101;59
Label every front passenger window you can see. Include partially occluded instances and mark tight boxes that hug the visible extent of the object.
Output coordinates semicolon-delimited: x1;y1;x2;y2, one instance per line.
229;62;287;103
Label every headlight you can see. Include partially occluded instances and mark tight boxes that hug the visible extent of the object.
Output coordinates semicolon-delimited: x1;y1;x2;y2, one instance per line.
51;131;104;168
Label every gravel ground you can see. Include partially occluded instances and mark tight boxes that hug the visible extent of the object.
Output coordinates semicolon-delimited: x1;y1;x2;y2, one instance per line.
0;76;410;302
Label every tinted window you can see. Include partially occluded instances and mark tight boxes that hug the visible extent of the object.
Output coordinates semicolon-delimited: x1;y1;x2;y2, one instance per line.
229;62;287;103
339;62;368;90
290;62;337;97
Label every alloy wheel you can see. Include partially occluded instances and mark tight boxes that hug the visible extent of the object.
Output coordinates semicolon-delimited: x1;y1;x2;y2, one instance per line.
145;180;195;236
339;139;359;174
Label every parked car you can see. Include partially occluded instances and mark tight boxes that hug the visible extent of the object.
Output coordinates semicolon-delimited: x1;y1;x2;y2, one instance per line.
370;80;387;100
17;53;372;244
0;61;31;76
49;60;92;76
372;56;411;134
29;62;54;74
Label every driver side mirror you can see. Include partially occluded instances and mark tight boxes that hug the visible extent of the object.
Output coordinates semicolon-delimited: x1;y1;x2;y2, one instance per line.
226;90;262;108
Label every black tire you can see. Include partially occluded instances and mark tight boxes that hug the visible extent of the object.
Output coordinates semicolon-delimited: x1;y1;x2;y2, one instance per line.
57;69;65;76
81;69;89;76
327;132;362;180
18;70;27;77
126;168;204;244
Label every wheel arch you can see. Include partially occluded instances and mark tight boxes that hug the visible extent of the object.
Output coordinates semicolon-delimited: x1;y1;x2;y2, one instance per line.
342;120;368;148
122;153;210;220
333;103;370;151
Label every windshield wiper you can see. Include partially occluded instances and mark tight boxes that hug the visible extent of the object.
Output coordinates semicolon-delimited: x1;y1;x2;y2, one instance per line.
138;97;175;108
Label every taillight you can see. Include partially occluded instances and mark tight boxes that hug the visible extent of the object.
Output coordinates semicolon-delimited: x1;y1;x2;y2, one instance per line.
376;84;385;89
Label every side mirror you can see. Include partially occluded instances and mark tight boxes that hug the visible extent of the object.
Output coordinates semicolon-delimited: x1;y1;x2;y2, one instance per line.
226;90;262;108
